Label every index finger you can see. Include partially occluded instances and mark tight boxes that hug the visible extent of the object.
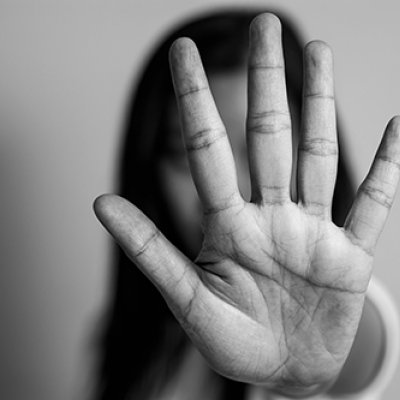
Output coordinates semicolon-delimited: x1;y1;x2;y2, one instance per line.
169;38;243;215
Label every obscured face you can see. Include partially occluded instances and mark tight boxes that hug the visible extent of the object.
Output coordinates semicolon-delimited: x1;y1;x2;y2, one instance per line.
157;69;299;256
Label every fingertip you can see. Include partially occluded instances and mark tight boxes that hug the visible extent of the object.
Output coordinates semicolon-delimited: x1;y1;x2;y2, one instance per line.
387;115;400;136
249;13;282;51
303;40;334;96
92;193;129;225
304;40;333;65
169;37;199;69
249;13;283;66
93;193;114;217
168;37;207;97
381;116;400;157
250;12;282;37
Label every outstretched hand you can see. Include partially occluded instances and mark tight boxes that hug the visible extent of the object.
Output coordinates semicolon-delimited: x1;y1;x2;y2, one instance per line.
94;13;400;396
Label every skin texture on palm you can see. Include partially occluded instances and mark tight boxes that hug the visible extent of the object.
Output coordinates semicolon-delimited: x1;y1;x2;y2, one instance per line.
94;13;400;398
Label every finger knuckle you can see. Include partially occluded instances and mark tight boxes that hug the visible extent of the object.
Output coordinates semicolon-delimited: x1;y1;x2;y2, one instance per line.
359;181;393;209
247;110;291;135
134;229;161;258
186;127;226;151
299;138;338;157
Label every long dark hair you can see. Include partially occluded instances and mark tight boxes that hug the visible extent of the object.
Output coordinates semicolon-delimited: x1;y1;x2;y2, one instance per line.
94;9;355;400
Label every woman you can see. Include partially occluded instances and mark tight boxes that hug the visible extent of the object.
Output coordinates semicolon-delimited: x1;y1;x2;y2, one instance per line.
93;10;400;399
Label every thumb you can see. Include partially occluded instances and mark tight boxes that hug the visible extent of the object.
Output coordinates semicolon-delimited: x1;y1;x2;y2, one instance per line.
93;194;199;315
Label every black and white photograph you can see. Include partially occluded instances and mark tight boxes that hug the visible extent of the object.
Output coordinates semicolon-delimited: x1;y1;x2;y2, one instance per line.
0;1;399;399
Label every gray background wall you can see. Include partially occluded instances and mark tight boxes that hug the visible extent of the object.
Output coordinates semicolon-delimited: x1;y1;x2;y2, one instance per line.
0;1;399;399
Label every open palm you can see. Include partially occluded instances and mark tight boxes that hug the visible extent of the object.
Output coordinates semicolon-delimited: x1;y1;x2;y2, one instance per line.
94;14;400;396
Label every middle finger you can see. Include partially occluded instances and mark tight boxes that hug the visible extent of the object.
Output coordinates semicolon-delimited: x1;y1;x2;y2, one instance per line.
247;13;293;205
